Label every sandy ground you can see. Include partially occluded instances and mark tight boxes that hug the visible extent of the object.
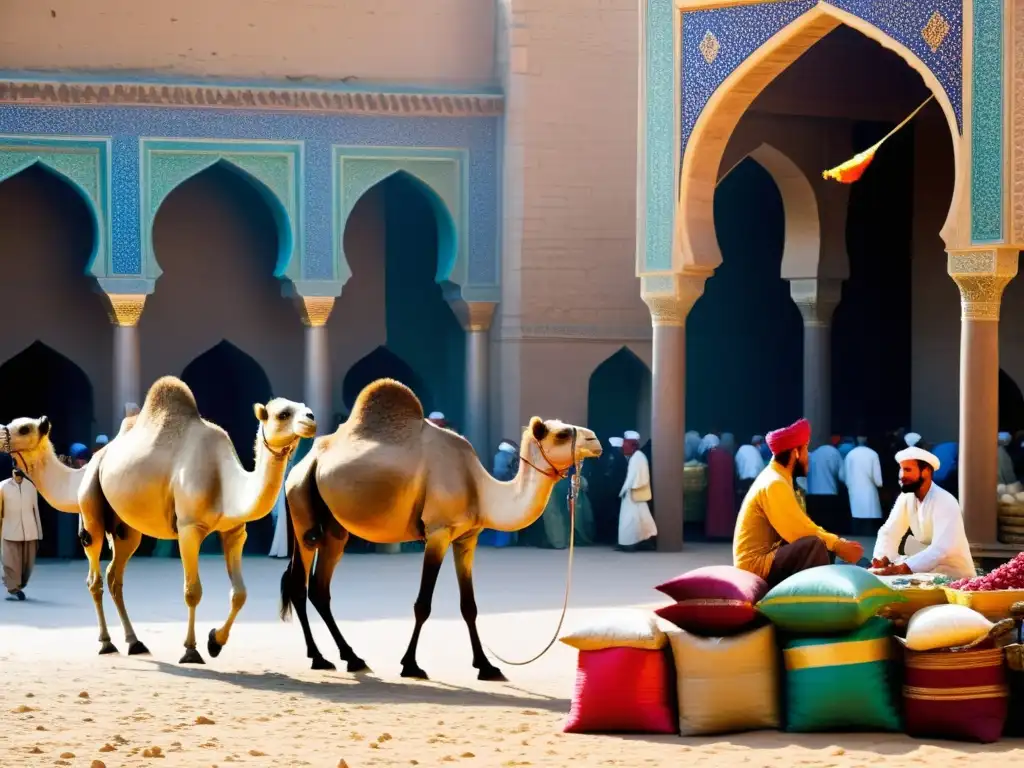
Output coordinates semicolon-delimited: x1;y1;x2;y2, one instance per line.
3;546;1024;767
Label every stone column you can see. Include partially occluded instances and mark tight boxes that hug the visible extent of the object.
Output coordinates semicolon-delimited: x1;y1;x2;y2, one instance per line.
295;297;335;435
449;300;498;456
641;272;709;552
948;249;1018;545
105;294;146;434
789;278;842;448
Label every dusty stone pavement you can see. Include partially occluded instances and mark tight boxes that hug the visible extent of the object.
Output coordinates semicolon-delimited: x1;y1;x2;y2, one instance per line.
2;546;1024;767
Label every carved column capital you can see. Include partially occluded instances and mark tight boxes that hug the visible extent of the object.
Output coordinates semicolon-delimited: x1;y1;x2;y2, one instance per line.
789;278;843;327
104;294;147;327
448;300;497;332
641;272;710;327
947;249;1019;321
295;296;336;327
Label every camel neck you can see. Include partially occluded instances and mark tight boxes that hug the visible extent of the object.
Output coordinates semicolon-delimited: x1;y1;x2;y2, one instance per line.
478;437;560;532
18;444;83;513
220;429;292;525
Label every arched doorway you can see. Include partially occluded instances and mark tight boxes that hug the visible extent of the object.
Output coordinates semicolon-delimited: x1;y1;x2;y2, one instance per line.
181;340;274;555
587;348;652;447
337;171;465;435
689;158;803;439
342;347;431;412
0;341;94;558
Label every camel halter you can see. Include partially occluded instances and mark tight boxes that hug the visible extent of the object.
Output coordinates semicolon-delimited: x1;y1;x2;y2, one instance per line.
261;425;293;461
482;427;582;666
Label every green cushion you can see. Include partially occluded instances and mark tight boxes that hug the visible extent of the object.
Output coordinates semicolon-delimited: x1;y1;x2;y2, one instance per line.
783;616;901;732
757;564;905;632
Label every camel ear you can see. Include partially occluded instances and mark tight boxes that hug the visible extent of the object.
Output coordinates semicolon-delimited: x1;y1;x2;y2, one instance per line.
530;417;548;441
253;403;269;422
38;416;50;437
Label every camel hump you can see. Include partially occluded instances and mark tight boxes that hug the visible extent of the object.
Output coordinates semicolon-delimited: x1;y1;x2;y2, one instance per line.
348;378;425;439
139;376;201;421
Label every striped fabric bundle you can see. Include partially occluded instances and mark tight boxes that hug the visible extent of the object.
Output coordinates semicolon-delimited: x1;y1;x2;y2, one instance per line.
902;647;1008;743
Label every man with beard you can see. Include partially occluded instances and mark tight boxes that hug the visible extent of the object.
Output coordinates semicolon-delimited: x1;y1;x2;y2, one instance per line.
869;445;974;580
733;418;863;588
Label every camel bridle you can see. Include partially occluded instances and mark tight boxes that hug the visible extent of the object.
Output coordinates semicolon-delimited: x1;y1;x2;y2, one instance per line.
260;424;294;461
484;427;584;667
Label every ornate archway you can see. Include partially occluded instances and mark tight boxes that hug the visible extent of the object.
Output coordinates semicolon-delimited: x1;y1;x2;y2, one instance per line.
141;139;302;283
676;3;963;273
342;346;431;412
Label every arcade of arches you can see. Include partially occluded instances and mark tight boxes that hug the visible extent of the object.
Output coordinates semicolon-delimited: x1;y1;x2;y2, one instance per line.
0;162;479;556
641;19;1024;554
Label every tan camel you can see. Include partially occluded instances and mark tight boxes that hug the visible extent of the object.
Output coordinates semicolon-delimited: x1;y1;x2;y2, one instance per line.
77;375;317;664
0;413;149;654
279;378;601;681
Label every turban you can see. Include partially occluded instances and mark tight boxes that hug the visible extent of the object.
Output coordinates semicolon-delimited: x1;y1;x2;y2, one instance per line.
608;436;624;448
905;432;921;447
895;446;940;471
94;434;109;446
428;412;445;420
498;441;517;455
69;443;88;459
999;432;1012;445
623;430;641;442
765;419;811;455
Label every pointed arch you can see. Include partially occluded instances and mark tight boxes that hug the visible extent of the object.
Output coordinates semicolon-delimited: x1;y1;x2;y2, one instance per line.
0;136;111;277
587;347;653;449
718;143;823;279
342;346;431;412
677;3;963;273
141;139;302;283
1000;369;1024;436
334;148;467;289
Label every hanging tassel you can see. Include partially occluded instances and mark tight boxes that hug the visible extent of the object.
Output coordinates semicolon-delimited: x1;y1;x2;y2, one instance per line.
822;94;935;183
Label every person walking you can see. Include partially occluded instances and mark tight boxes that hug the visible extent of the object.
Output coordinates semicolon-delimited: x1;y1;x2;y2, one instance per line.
1;468;43;601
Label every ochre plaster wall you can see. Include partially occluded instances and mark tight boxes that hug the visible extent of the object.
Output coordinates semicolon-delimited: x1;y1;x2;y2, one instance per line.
0;0;496;88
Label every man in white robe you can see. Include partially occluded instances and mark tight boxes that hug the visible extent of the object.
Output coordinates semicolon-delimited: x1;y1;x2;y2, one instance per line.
870;446;975;580
617;431;658;551
1;469;42;601
735;436;766;501
844;436;883;535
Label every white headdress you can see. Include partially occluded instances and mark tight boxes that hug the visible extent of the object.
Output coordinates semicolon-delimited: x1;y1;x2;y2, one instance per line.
895;446;940;471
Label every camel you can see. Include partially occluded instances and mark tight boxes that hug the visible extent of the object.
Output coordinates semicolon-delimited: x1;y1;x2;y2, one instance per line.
279;378;602;681
0;411;148;654
76;375;316;664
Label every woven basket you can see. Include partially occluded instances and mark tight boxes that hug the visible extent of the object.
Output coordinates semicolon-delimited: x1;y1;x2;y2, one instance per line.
682;464;707;492
999;502;1024;543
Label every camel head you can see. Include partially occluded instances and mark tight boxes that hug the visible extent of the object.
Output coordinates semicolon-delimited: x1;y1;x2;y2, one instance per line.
254;398;317;453
523;417;602;475
0;415;52;457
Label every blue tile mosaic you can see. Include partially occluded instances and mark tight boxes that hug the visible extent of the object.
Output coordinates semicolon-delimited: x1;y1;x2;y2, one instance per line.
643;0;676;273
970;0;1004;244
0;106;498;284
679;0;964;157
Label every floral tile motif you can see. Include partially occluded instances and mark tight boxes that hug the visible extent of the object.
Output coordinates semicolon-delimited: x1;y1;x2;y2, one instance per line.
921;9;951;53
699;31;721;65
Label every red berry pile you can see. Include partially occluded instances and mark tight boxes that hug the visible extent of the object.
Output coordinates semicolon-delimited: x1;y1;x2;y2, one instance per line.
949;552;1024;591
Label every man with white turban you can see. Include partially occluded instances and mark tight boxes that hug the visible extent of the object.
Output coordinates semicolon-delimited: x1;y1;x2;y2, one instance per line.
904;432;922;448
869;445;974;580
617;431;657;550
427;411;447;428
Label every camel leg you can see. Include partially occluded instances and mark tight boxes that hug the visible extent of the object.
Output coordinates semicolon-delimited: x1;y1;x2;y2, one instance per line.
177;524;207;664
400;531;452;680
452;534;505;681
106;526;149;656
308;530;368;673
283;537;337;670
207;525;247;658
80;487;116;655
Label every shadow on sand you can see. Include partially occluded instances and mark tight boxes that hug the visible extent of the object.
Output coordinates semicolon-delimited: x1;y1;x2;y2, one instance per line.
134;658;571;713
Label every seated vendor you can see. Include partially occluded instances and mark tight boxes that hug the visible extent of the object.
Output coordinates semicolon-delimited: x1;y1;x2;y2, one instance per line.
869;445;975;580
733;418;864;588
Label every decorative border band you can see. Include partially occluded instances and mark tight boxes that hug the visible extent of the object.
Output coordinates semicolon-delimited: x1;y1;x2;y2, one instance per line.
0;79;504;118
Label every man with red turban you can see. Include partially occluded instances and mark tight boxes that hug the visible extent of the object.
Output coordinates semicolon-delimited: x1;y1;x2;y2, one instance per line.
733;418;864;587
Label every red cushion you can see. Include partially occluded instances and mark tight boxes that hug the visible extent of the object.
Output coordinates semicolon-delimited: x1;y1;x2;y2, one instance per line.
563;647;677;734
903;647;1008;743
653;566;768;634
654;600;759;635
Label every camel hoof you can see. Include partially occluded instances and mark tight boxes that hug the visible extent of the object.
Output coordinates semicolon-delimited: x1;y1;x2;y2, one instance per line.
98;641;119;656
179;648;205;665
311;656;336;671
127;640;151;656
207;629;224;659
477;665;507;682
347;658;369;674
400;663;429;680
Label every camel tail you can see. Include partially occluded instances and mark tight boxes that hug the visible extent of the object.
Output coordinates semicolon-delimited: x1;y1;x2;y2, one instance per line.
280;462;331;622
